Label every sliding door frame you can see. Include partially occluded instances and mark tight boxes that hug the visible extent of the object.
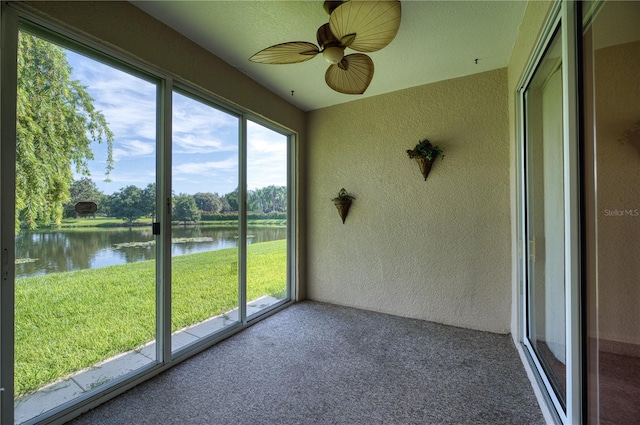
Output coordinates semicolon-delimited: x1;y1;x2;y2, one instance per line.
0;4;19;424
517;1;582;423
0;3;296;423
168;83;245;359
244;114;296;323
4;13;168;425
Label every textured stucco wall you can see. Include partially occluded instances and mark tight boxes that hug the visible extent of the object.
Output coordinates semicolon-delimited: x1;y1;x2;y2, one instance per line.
22;1;308;300
307;69;511;333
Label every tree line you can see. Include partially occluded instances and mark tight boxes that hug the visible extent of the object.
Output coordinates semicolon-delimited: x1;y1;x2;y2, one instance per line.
60;178;286;225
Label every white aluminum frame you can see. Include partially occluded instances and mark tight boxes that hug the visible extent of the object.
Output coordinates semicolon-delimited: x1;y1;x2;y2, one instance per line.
244;114;296;323
0;4;19;425
561;3;582;422
516;1;582;423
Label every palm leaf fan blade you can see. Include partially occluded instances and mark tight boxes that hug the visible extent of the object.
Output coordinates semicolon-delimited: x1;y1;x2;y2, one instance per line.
249;42;320;64
325;54;374;95
329;0;401;53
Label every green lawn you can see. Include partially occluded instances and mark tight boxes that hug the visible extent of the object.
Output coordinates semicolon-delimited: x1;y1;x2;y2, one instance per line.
59;217;153;227
14;239;286;398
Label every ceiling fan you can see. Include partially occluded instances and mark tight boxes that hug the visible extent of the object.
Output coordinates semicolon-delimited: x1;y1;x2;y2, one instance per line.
249;0;402;95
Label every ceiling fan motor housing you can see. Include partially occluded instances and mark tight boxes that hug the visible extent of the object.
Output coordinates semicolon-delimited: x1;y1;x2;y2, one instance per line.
323;46;344;64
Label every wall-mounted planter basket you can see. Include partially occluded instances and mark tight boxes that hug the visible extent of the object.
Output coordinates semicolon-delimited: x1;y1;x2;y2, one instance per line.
407;138;444;181
415;156;436;181
332;188;354;224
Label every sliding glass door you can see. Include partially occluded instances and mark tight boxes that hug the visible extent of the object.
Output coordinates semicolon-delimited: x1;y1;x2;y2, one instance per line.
583;1;640;423
12;28;160;424
522;2;640;421
169;94;293;352
518;3;581;422
523;26;566;409
246;120;289;318
171;90;240;352
0;8;294;424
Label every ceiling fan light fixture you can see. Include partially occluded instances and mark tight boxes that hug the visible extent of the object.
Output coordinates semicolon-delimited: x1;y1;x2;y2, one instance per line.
248;1;401;95
323;46;344;64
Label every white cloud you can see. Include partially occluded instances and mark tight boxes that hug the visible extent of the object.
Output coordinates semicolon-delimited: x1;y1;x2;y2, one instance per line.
173;157;238;175
113;140;155;160
95;170;156;195
70;57;157;138
249;137;287;154
173;103;238;132
172;134;228;154
246;120;287;189
172;92;239;151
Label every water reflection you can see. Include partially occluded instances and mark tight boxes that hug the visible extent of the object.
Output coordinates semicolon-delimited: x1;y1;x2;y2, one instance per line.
15;225;285;278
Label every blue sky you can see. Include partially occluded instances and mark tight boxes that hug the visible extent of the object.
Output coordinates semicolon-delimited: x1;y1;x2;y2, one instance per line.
66;49;287;196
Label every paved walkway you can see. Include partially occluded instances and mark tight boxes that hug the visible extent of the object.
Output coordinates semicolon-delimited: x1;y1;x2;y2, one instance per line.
14;296;281;424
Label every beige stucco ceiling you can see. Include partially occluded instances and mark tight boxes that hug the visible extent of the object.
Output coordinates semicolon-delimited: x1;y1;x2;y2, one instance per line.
132;1;527;112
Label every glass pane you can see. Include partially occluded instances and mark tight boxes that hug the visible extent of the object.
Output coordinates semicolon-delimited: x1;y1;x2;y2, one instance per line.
246;120;288;317
524;28;566;407
14;32;157;423
584;2;640;423
171;91;240;352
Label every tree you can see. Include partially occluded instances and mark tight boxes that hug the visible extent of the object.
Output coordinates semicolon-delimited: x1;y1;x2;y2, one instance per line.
247;189;263;213
223;188;239;212
63;178;108;218
109;185;148;224
193;192;222;213
220;196;232;213
173;194;201;224
16;32;114;230
247;185;287;213
141;183;156;219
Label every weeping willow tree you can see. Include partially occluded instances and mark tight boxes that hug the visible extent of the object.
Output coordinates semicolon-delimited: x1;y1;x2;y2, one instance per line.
16;32;113;231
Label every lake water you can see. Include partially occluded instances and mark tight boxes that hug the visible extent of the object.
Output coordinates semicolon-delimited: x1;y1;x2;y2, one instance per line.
15;225;286;278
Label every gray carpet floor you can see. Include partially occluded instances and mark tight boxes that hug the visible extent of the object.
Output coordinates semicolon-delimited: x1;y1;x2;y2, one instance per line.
70;301;545;424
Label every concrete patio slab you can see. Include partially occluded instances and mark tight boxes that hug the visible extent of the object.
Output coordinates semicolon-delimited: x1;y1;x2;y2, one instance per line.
14;379;83;424
182;312;236;338
71;351;155;392
171;330;200;352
